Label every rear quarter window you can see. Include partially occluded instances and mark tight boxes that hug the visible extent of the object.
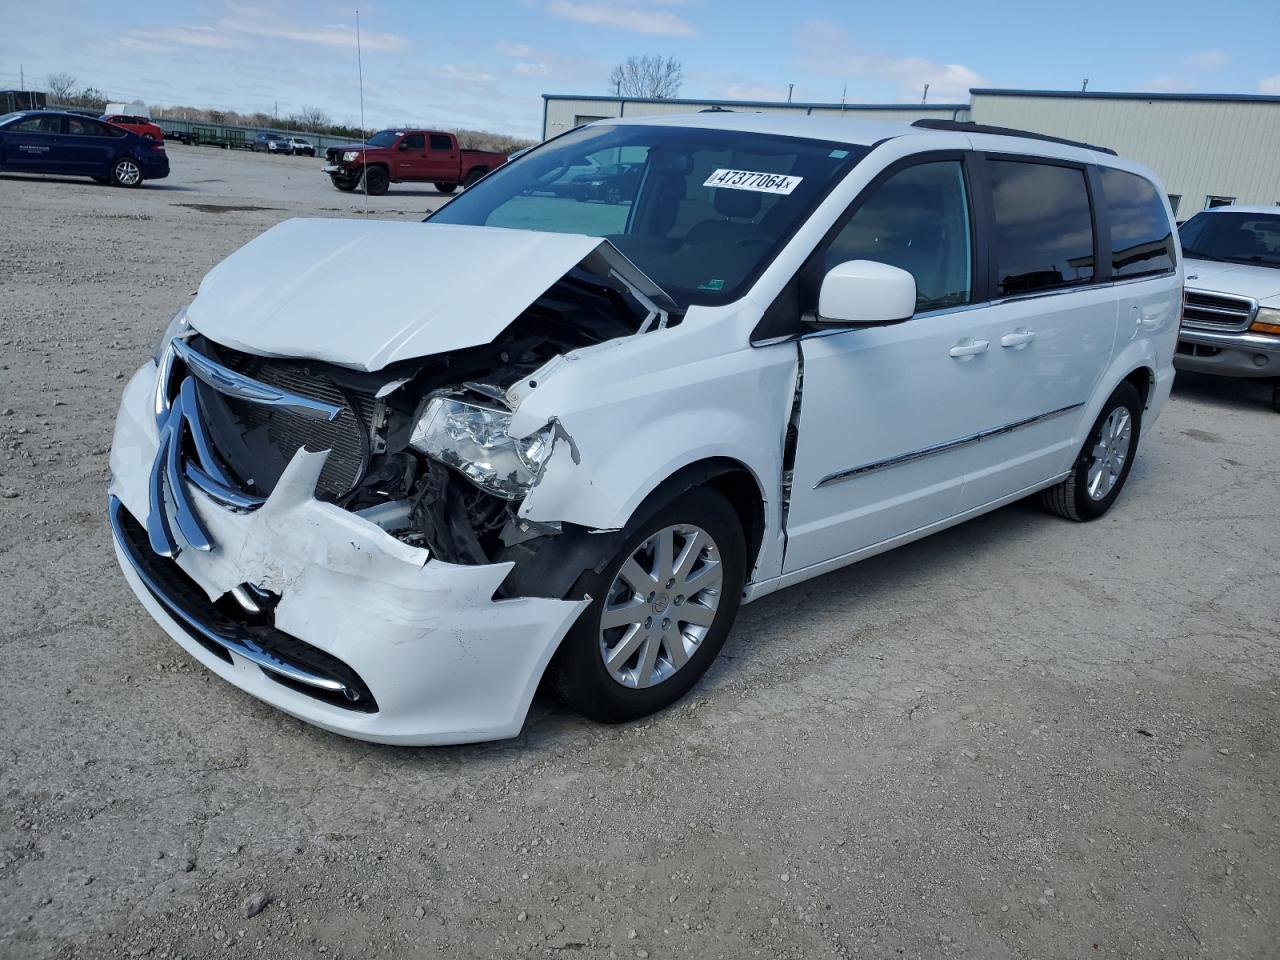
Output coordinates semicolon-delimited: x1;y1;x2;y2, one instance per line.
1101;168;1175;277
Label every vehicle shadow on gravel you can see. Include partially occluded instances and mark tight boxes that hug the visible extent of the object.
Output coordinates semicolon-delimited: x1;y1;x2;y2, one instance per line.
1169;369;1274;411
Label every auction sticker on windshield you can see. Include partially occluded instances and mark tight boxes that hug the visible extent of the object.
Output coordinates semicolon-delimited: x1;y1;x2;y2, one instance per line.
703;169;803;195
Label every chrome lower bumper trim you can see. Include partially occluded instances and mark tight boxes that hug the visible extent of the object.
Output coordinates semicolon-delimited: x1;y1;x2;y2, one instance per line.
1177;327;1280;353
110;496;353;699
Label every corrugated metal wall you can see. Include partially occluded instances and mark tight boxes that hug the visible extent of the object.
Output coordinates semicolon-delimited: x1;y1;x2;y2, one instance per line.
543;97;968;141
970;93;1280;215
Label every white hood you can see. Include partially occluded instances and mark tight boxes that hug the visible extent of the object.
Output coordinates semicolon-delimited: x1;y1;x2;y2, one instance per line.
186;219;616;371
1184;258;1280;305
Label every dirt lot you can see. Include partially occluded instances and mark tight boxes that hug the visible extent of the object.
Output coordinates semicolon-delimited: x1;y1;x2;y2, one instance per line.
1;145;1277;960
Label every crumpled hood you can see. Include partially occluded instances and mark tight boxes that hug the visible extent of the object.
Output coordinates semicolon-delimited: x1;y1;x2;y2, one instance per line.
1184;258;1280;305
186;219;612;371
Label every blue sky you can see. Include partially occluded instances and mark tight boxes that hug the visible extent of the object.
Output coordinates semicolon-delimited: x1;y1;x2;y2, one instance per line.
2;0;1277;137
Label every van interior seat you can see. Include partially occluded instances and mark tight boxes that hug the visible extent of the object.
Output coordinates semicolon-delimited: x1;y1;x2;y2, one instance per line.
684;188;763;247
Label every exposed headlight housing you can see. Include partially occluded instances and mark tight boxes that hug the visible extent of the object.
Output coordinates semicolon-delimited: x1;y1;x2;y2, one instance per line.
409;396;554;500
342;150;360;162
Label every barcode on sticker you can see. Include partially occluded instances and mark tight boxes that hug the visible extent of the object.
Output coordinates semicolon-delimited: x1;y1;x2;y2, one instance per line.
703;169;802;195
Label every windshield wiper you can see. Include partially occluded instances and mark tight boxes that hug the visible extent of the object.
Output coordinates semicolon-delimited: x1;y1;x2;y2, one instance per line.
1181;247;1227;262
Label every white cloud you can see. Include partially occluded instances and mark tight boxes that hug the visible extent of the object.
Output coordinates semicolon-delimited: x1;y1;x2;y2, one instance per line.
1140;75;1195;93
793;20;982;102
724;83;792;101
119;25;246;51
119;7;409;56
1186;49;1229;72
514;62;551;77
496;40;535;57
423;64;497;84
1260;74;1280;95
547;1;696;36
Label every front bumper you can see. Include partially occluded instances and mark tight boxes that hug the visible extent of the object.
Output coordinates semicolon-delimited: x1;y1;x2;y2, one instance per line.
108;361;587;745
1175;327;1280;379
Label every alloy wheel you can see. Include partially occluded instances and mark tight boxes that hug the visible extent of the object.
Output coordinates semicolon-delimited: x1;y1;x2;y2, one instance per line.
1086;407;1132;500
115;160;141;186
598;524;723;689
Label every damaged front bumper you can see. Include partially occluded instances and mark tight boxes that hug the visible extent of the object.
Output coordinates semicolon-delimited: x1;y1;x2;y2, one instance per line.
109;361;588;745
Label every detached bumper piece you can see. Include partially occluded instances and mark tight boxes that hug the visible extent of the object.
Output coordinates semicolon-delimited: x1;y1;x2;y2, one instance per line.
109;496;378;713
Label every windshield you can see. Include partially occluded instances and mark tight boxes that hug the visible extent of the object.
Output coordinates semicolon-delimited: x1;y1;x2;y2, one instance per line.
0;112;22;127
367;130;400;147
428;123;867;307
1180;211;1280;268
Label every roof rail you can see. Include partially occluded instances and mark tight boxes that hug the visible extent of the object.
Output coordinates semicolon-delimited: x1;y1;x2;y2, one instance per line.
909;119;1117;156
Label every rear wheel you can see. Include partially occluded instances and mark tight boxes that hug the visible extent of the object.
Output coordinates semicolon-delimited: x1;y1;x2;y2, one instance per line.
550;487;746;723
1039;382;1142;521
364;166;389;196
110;157;142;187
462;167;486;188
434;182;457;194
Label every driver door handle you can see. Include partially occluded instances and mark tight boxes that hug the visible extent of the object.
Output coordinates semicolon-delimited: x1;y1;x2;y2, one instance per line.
949;339;989;358
1000;330;1037;348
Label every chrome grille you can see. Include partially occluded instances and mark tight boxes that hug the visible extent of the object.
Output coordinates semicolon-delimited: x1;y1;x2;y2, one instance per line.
1182;290;1257;331
214;351;374;500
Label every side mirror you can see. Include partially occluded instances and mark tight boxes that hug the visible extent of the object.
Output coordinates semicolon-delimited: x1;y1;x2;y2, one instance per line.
816;260;916;326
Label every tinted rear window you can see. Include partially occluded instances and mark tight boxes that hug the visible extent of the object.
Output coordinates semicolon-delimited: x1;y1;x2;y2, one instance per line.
1101;168;1175;277
989;160;1095;296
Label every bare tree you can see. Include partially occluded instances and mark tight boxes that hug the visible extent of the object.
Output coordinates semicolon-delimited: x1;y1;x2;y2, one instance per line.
45;72;77;101
608;55;683;98
295;106;330;131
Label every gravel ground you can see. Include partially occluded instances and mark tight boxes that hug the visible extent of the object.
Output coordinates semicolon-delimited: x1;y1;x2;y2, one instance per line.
1;146;1278;960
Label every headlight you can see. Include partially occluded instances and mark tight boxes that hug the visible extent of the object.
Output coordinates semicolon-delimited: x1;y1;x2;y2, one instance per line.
409;396;554;500
342;150;360;162
153;305;190;363
1250;306;1280;335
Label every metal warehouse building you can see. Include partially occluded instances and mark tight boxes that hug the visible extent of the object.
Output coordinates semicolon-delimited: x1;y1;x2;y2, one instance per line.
542;89;1280;217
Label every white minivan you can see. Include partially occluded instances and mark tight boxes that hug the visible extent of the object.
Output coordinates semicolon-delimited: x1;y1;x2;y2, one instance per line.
109;113;1181;744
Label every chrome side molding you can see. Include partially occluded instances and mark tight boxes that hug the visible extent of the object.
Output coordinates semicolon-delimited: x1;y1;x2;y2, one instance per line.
815;402;1085;489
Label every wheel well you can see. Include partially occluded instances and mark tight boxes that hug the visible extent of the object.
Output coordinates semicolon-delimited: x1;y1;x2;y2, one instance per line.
1124;367;1153;409
634;459;766;578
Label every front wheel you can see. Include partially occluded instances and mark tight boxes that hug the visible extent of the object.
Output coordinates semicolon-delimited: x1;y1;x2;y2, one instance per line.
363;166;389;196
550;487;746;723
1040;382;1142;521
110;157;142;187
331;176;358;192
434;182;457;194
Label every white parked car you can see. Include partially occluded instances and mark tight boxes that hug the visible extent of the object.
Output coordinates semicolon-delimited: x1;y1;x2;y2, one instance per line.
1175;205;1280;411
109;114;1181;745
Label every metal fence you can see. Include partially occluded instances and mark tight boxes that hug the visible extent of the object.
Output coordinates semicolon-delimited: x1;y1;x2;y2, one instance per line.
150;117;364;152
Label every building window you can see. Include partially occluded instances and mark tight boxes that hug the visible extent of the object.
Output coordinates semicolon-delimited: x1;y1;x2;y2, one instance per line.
1167;194;1181;216
1205;195;1236;209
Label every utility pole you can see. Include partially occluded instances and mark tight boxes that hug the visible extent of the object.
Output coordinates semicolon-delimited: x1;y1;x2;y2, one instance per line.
1082;78;1089;92
787;83;794;103
922;82;929;104
19;63;23;91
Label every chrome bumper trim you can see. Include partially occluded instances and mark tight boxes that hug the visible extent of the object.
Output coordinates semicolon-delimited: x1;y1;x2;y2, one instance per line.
815;402;1085;489
1177;327;1280;352
110;496;352;698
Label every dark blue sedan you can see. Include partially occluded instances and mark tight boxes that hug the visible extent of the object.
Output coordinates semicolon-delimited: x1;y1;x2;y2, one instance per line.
0;111;170;187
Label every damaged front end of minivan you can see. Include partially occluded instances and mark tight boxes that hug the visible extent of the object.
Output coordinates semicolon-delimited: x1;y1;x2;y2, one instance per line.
108;219;679;744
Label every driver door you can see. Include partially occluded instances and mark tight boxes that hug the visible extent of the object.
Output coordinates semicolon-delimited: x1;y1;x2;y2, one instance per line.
784;155;1005;574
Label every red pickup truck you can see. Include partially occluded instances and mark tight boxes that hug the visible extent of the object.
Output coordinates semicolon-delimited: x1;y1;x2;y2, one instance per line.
323;129;507;196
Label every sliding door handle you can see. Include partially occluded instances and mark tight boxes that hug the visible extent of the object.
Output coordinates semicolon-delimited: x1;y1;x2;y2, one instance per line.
1000;329;1037;348
949;338;989;358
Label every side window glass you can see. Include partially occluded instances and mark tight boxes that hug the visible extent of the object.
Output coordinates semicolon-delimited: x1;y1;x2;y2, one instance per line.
822;160;973;311
1101;168;1175;278
429;134;453;151
989;160;1095;295
401;133;425;150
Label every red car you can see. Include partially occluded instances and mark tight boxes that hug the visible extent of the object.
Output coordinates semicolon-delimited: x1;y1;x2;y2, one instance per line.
101;114;164;141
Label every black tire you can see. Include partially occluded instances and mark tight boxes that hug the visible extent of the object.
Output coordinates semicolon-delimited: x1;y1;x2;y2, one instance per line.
549;486;746;724
1040;381;1142;521
364;166;389;196
331;177;358;192
434;182;457;194
1271;379;1280;414
110;157;143;188
462;167;486;188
